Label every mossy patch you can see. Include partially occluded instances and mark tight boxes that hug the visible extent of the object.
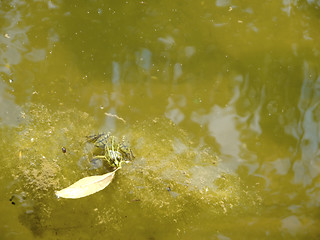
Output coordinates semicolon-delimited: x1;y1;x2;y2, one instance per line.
0;104;261;238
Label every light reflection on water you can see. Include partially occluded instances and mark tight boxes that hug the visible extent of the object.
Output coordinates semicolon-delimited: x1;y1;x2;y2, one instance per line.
1;0;320;239
191;79;245;171
0;80;22;127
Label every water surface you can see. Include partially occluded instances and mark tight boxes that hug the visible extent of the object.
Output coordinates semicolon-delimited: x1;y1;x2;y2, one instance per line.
1;0;320;239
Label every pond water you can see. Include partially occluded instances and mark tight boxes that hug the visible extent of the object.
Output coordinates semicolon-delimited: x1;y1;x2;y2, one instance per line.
1;0;320;239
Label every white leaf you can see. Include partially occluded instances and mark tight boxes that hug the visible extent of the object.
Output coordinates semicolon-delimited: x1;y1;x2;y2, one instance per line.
55;170;117;199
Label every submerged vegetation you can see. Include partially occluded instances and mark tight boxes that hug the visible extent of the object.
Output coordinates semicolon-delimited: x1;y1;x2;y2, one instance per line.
0;104;262;238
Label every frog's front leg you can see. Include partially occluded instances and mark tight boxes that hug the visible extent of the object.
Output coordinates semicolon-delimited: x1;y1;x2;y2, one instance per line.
92;155;106;160
92;155;112;166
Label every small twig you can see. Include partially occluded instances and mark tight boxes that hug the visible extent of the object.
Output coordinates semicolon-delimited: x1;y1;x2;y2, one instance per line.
104;112;126;123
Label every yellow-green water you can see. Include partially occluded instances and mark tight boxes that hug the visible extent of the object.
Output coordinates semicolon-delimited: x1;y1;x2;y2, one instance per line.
1;0;320;239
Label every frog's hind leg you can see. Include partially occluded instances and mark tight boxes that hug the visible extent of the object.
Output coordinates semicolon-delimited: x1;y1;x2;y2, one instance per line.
86;133;103;143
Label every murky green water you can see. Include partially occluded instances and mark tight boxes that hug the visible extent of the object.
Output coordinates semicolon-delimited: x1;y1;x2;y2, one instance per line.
1;0;320;239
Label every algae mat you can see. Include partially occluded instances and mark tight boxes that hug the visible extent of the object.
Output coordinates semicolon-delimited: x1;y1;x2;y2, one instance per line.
0;104;261;239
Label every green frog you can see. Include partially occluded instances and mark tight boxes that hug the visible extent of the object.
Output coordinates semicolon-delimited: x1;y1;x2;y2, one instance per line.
87;133;134;169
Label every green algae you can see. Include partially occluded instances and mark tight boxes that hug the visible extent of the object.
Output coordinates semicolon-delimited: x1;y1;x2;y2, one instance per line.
1;103;96;236
0;104;261;238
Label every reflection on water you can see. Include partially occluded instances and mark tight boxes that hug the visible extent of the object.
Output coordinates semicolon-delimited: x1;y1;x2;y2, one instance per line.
1;0;320;239
0;80;22;126
292;62;320;186
191;79;245;172
165;95;186;124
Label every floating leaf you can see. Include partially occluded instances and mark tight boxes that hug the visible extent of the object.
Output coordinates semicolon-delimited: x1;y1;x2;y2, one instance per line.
55;170;117;199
